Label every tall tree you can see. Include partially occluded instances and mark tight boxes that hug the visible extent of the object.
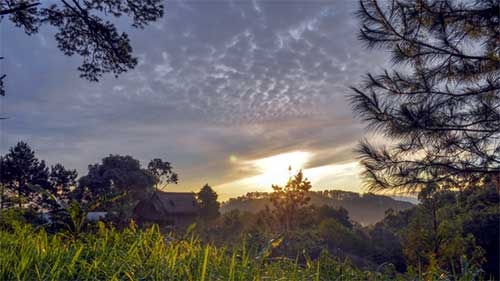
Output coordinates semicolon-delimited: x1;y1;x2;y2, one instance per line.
77;155;155;207
197;184;220;220
147;158;178;191
351;0;500;193
43;163;78;211
0;0;164;96
49;164;78;201
270;170;312;232
402;189;488;275
1;142;49;208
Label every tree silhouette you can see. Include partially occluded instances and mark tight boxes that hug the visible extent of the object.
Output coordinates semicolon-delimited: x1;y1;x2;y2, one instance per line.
1;142;50;208
43;163;78;212
77;155;155;207
147;158;178;191
351;0;500;194
0;0;164;95
270;170;312;232
197;184;220;220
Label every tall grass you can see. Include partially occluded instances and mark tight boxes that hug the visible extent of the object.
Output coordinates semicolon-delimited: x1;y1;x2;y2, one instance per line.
0;222;486;280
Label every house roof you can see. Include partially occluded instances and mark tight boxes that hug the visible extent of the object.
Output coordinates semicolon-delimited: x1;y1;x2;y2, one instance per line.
151;191;199;215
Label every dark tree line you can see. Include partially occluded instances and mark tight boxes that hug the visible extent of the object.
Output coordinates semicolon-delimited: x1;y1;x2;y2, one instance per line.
0;142;177;222
0;141;223;229
0;142;76;209
351;0;500;193
0;0;164;96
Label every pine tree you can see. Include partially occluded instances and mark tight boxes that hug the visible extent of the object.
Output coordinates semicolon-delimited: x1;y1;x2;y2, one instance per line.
351;0;500;193
0;0;164;95
2;142;49;208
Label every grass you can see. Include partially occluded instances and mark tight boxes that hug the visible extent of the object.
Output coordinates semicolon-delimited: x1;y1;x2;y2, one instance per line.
0;222;487;280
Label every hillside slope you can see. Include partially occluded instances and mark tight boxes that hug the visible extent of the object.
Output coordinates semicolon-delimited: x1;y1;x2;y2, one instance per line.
221;190;414;225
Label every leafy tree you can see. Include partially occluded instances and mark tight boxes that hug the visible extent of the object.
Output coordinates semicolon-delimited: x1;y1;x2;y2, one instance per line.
77;155;155;211
351;0;500;193
316;205;352;229
270;170;312;232
377;184;499;277
197;184;220;220
460;183;500;279
369;223;406;272
319;218;366;255
147;158;178;191
0;0;164;96
401;190;485;274
1;142;49;208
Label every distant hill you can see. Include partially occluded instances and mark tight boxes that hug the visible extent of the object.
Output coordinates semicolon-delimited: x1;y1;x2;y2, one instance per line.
221;190;414;225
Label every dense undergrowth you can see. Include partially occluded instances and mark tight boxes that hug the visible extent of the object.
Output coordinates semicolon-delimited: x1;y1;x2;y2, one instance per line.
0;222;487;281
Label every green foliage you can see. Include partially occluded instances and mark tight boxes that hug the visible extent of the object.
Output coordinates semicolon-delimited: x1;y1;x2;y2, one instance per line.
1;142;50;208
376;184;500;279
0;142;496;279
48;163;77;202
0;207;49;232
368;223;406;272
78;155;155;203
0;223;397;281
317;205;352;228
402;192;484;274
320;219;355;250
76;155;157;226
222;189;413;225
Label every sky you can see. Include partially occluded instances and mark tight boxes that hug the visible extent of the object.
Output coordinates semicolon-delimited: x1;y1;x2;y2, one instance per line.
0;0;390;200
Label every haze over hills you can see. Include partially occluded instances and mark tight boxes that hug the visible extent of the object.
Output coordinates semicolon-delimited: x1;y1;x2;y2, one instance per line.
221;190;414;225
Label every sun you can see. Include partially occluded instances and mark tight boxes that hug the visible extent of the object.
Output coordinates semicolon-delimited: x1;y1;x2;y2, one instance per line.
247;151;312;187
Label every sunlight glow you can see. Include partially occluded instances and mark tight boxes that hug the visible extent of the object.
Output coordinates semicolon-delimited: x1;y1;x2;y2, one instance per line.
247;151;311;186
217;151;363;199
231;151;313;189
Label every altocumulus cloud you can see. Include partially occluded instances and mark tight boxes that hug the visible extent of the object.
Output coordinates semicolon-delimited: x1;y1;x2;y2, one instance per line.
1;0;388;198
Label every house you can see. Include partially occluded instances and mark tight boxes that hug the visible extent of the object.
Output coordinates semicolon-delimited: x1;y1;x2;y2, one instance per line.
132;192;199;228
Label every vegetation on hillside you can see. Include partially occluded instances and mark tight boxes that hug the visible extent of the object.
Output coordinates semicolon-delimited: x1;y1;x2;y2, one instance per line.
198;177;499;279
0;220;491;281
221;190;413;225
0;140;498;280
0;0;498;279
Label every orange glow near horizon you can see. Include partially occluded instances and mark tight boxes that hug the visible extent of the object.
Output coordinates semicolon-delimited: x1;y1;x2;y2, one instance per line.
222;151;312;191
251;151;311;184
216;151;363;199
